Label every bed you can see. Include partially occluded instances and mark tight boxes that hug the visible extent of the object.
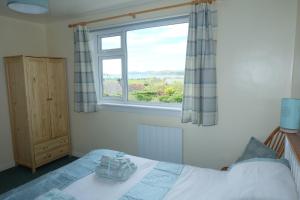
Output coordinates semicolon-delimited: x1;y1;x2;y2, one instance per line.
0;146;299;200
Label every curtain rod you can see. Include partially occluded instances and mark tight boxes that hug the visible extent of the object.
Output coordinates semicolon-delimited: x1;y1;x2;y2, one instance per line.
68;0;215;28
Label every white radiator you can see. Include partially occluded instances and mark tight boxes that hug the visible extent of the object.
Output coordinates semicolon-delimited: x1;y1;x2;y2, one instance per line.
285;139;300;197
138;124;183;164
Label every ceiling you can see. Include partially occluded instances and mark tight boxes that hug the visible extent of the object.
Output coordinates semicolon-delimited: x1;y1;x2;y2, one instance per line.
0;0;162;23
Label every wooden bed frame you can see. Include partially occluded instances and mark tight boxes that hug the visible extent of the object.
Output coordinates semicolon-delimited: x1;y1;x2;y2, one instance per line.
264;127;285;158
221;127;286;170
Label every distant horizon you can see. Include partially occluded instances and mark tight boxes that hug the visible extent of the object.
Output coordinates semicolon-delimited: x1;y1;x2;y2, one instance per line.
127;70;184;73
103;70;184;79
103;70;184;76
103;23;188;76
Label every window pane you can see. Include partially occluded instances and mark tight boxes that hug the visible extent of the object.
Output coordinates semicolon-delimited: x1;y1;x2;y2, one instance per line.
127;23;188;104
102;59;122;97
101;36;121;50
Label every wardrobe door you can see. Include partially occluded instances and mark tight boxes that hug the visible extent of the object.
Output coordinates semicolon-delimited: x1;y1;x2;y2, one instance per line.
46;59;69;138
24;57;52;144
5;57;32;166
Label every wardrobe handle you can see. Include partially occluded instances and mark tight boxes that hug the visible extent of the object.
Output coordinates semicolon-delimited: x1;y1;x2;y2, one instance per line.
47;98;53;101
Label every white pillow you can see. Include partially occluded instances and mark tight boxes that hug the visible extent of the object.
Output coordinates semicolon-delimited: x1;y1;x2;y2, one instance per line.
227;160;298;200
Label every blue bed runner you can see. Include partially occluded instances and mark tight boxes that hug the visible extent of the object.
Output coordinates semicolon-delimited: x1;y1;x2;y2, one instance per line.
0;149;123;200
35;189;76;200
120;162;183;200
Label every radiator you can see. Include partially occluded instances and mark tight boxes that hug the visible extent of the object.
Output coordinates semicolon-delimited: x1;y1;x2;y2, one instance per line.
138;124;183;164
285;139;300;197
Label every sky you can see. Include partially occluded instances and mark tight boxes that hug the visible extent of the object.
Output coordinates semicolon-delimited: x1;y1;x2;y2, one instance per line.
102;23;189;75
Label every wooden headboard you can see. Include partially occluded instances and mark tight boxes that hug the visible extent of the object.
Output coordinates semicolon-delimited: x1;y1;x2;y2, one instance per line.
285;133;300;197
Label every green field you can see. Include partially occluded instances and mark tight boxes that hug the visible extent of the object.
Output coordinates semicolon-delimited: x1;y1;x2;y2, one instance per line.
129;78;183;103
103;78;183;103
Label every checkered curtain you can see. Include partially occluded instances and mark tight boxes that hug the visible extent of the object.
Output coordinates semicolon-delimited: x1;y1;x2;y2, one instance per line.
182;3;218;126
73;25;97;112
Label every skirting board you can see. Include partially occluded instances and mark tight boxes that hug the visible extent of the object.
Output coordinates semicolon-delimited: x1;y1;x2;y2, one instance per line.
0;160;15;172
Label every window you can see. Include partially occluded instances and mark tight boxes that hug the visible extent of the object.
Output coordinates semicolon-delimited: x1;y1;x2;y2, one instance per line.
101;36;121;50
102;58;123;98
93;17;189;108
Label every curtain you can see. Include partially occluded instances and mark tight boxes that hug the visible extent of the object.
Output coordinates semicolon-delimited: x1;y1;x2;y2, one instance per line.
182;3;218;126
73;25;97;112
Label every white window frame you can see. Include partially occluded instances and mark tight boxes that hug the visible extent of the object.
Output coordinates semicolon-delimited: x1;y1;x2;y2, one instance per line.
91;16;189;110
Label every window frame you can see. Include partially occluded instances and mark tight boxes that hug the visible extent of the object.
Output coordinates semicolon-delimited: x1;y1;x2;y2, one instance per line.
100;34;122;51
91;15;189;108
99;56;126;101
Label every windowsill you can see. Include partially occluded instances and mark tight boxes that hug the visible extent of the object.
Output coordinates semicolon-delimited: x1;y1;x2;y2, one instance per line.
97;102;181;117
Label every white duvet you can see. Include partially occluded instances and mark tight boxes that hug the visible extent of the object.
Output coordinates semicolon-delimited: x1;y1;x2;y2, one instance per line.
63;155;298;200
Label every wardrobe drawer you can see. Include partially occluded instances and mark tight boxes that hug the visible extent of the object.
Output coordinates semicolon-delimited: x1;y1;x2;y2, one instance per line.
35;146;69;166
34;136;69;155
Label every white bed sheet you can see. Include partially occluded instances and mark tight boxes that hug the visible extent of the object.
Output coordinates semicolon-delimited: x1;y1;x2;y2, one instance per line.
63;155;227;200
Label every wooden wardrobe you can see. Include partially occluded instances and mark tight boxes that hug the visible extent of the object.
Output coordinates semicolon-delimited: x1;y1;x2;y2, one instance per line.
5;56;71;172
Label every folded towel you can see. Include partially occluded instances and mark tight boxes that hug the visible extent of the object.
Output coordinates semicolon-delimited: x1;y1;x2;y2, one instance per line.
100;155;132;169
35;189;76;200
96;156;137;181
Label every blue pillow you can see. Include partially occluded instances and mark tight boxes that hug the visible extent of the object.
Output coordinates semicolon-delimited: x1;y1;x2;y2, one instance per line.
236;137;277;163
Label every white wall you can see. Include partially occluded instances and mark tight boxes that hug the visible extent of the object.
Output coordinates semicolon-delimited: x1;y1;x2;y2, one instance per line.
46;0;297;169
0;16;47;171
292;0;300;98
